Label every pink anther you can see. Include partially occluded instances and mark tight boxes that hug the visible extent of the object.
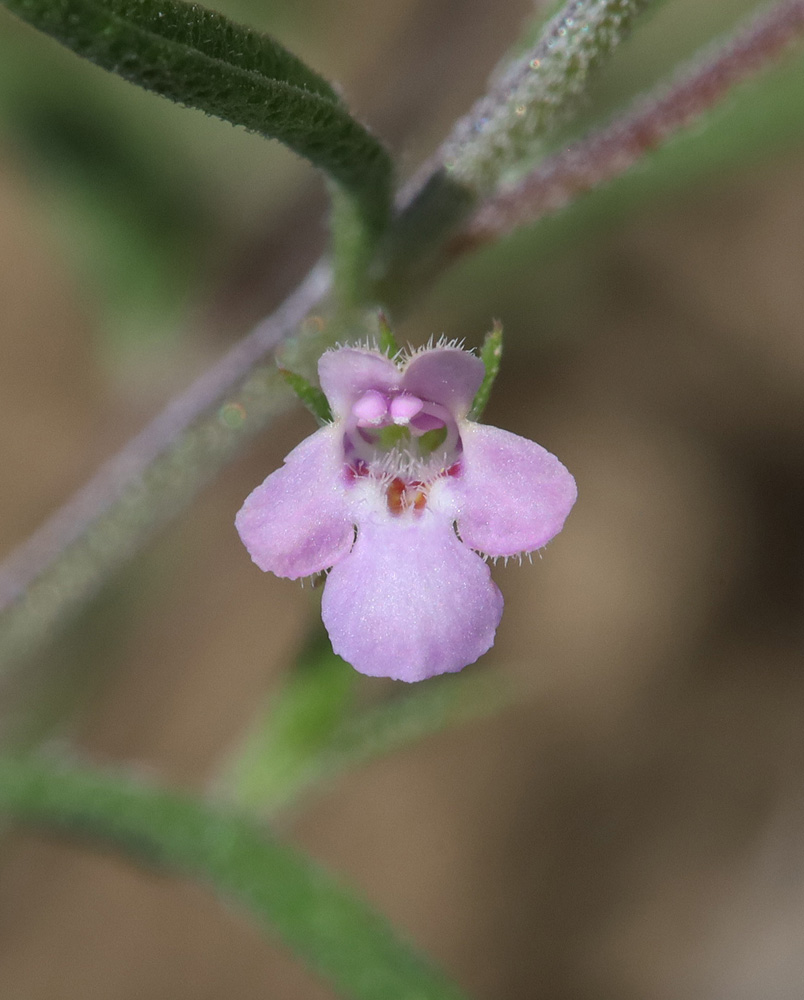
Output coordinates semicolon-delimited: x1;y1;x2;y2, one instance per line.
389;393;425;425
352;390;389;426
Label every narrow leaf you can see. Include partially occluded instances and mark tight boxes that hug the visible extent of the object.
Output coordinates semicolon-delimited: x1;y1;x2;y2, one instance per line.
469;321;503;421
377;312;400;357
2;0;392;232
0;755;469;1000
279;367;333;425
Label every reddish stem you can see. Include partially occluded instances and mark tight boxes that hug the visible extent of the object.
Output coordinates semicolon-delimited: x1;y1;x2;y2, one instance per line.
455;0;804;252
0;265;330;619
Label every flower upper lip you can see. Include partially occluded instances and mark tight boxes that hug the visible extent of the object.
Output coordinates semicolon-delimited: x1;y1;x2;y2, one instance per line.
319;344;485;423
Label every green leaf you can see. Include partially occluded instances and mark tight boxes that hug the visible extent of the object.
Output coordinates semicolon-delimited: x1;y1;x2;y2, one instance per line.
469;321;503;421
319;673;508;802
2;0;393;235
0;755;469;1000
279;367;333;425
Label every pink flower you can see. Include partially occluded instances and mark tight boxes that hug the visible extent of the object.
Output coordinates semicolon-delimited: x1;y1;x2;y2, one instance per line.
236;343;576;682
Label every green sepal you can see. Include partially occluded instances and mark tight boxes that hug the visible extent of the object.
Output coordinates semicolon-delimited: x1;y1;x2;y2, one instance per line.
377;311;400;357
279;367;332;425
468;321;503;421
418;426;448;457
376;424;409;449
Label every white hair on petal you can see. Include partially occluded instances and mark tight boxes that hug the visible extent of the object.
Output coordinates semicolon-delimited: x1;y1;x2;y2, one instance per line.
326;335;477;369
367;445;450;485
398;334;472;365
326;339;406;366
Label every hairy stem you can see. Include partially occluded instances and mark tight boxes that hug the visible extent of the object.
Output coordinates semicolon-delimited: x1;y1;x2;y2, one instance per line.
375;0;659;305
3;0;802;673
0;265;331;666
437;0;658;193
230;668;509;816
0;755;468;1000
457;0;804;248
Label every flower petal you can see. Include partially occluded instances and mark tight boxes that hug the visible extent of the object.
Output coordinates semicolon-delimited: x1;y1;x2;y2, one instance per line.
235;425;354;578
321;511;503;681
402;347;484;418
434;422;577;557
318;348;400;421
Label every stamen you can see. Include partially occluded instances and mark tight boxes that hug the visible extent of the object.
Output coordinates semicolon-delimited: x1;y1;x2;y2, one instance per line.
386;477;407;515
352;390;389;427
385;477;429;516
389;393;424;425
345;393;462;484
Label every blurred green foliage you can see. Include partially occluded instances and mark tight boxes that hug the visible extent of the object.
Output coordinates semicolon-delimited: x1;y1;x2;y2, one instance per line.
0;2;803;997
1;0;801;351
0;753;469;1000
0;21;210;343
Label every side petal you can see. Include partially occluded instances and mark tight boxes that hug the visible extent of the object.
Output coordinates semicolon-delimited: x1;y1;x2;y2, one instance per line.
402;347;484;419
435;422;577;557
318;348;400;421
235;425;354;578
321;511;503;682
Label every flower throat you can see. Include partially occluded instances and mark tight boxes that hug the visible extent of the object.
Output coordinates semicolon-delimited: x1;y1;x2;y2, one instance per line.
345;389;462;516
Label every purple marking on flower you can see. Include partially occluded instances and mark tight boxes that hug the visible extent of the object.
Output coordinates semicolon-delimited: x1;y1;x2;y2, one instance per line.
236;343;577;682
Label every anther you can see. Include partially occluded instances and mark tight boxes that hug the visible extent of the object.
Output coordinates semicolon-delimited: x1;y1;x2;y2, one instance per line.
352;390;389;426
389;393;424;425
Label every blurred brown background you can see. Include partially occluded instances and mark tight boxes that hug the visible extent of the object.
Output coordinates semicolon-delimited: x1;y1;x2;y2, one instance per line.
1;0;804;997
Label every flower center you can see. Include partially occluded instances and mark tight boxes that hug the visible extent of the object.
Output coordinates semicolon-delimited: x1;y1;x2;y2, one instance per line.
344;389;462;515
385;477;428;516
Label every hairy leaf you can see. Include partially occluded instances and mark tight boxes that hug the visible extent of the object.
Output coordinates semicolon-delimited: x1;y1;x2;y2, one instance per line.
2;0;392;231
0;755;469;1000
469;321;503;421
376;311;400;357
279;367;333;425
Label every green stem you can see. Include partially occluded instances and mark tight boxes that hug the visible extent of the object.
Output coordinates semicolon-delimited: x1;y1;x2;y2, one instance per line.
330;186;382;310
231;668;510;816
0;755;469;1000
